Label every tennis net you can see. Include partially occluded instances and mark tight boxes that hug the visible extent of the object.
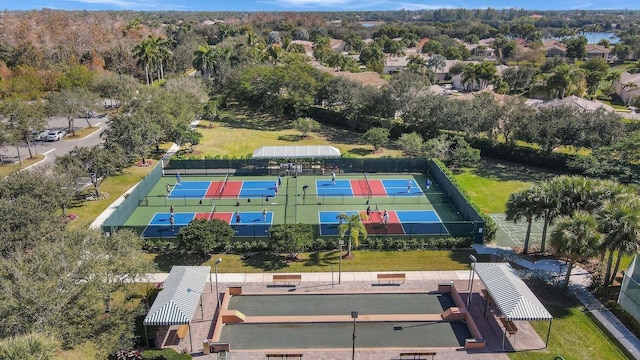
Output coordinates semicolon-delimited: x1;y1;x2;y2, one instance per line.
218;173;230;199
207;203;216;221
363;172;373;197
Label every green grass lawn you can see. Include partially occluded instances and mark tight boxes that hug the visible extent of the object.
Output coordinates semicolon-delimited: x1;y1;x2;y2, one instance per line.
0;155;43;177
509;305;629;360
451;159;558;213
192;107;402;158
66;164;157;229
147;250;489;273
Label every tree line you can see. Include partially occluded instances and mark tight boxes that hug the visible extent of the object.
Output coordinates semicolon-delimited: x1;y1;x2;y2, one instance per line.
506;176;640;293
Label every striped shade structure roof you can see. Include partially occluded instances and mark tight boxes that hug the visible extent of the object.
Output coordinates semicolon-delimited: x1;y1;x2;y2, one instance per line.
253;146;341;159
474;262;552;322
143;266;211;326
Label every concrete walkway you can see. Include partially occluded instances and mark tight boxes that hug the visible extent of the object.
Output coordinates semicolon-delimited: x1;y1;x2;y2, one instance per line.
474;244;640;360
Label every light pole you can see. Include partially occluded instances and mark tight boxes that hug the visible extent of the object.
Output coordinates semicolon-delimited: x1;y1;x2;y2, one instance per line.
215;258;222;308
339;240;344;284
467;254;477;306
351;311;358;360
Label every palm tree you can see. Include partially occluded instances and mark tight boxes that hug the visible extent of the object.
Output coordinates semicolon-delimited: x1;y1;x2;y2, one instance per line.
597;194;640;289
153;37;172;81
193;44;216;78
550;211;601;293
407;55;427;74
133;36;159;85
505;187;539;254
337;212;368;257
536;180;561;253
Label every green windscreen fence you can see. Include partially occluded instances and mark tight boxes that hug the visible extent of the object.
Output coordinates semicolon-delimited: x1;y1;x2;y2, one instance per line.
102;164;163;234
428;160;485;243
162;158;427;175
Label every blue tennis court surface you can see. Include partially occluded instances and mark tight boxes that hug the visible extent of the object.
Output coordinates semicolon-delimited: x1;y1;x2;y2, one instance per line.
239;180;278;199
232;211;273;237
142;211;273;238
318;210;448;236
382;179;422;196
168;181;211;199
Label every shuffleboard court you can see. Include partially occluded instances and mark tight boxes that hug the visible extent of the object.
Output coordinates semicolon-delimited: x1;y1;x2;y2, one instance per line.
220;321;471;349
228;293;455;316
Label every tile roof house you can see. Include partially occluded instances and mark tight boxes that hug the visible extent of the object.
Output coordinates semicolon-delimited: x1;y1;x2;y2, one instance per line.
613;72;640;104
585;44;617;63
533;95;615;112
542;40;567;58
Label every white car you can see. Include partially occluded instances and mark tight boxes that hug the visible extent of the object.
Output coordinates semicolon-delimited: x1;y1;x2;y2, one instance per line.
32;130;49;141
46;130;67;141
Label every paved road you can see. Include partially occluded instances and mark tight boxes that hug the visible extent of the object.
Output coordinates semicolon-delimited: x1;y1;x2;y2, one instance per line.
2;115;107;169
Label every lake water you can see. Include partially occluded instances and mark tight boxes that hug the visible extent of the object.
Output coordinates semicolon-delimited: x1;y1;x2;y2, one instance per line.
549;32;619;44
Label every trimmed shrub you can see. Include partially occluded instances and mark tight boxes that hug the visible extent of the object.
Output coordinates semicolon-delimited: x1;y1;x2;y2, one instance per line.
143;348;192;360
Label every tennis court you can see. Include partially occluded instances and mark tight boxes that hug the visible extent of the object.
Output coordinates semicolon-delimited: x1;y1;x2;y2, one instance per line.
318;210;449;236
168;178;278;200
316;178;423;197
142;211;273;238
122;172;472;239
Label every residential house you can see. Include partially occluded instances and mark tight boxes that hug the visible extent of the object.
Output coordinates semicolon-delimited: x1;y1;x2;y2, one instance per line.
585;44;617;63
542;40;567;58
382;54;430;74
465;43;495;60
613;72;640;104
533;95;615;112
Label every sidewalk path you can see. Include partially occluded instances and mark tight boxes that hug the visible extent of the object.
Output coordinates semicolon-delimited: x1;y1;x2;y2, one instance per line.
474;244;640;359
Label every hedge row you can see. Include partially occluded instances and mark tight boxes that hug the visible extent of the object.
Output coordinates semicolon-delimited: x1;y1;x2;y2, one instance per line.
468;137;577;173
143;236;472;254
142;349;191;360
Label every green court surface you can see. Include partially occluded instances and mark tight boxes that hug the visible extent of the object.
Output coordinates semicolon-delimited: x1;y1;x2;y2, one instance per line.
228;293;455;316
123;173;472;239
220;321;471;349
490;213;547;249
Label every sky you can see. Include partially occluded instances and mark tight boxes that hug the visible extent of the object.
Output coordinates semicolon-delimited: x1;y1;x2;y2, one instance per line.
3;0;638;12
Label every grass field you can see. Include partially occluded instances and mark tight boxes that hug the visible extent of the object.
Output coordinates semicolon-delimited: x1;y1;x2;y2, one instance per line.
193;107;402;158
509;305;629;360
452;159;558;213
147;249;490;272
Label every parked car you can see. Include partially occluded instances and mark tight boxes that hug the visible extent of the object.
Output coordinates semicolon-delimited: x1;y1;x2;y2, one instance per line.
46;130;67;141
31;130;49;141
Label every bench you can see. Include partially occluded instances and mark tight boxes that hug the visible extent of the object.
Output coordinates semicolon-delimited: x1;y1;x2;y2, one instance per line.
499;317;518;336
176;324;189;341
272;274;302;286
377;273;406;284
266;354;303;359
399;352;436;359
